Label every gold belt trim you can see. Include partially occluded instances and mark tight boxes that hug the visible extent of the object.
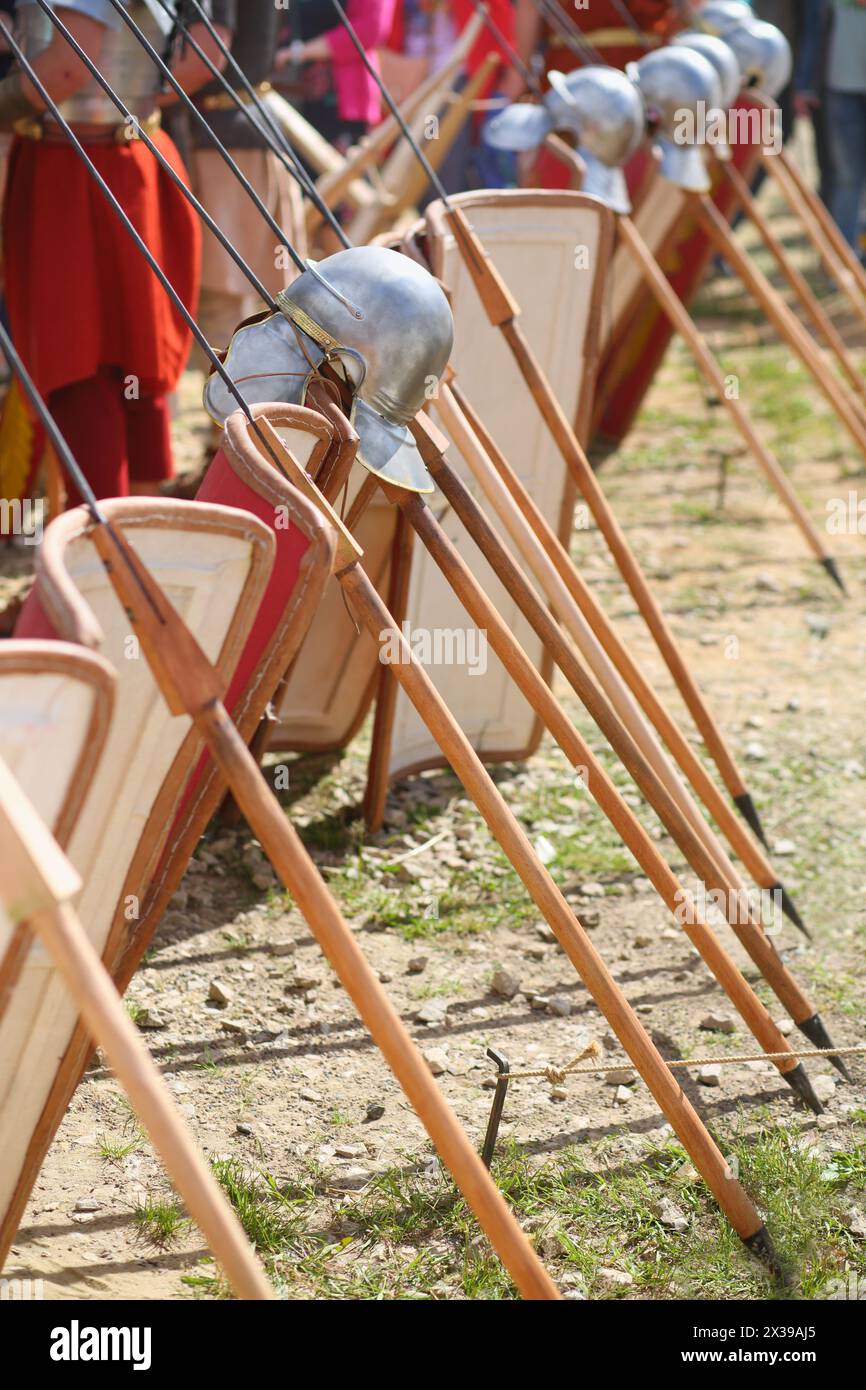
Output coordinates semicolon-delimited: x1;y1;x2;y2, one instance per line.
200;81;272;112
549;28;661;48
276;294;342;355
13;109;162;143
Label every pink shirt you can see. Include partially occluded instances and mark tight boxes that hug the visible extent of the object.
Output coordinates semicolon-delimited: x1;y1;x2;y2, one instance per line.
323;0;398;126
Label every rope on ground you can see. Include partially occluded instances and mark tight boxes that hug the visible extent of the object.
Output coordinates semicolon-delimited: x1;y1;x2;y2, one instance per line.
502;1042;866;1085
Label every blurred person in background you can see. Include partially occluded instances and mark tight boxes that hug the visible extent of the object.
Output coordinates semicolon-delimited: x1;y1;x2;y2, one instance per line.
276;0;397;153
0;1;217;504
793;0;835;210
385;1;516;192
800;0;866;247
167;0;306;373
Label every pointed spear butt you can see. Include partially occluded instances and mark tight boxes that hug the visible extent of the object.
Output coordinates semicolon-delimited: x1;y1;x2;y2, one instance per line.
820;556;848;596
798;1012;851;1081
733;792;769;848
771;882;812;940
783;1062;823;1115
742;1224;791;1284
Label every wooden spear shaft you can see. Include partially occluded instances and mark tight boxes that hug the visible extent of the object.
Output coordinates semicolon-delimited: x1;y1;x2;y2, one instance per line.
721;161;866;414
404;422;823;1045
768;163;866;330
336;559;773;1247
615;214;844;584
383;476;814;1091
440;380;802;908
443;206;764;829
691;193;866;459
767;147;866;320
89;522;557;1302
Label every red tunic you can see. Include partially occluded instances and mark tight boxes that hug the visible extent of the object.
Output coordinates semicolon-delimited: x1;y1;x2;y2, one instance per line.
3;128;200;401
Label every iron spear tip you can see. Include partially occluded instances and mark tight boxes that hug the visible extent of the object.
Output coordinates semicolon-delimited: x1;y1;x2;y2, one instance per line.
820;556;848;596
774;883;812;941
782;1062;823;1115
742;1224;791;1284
733;792;769;848
798;1013;852;1082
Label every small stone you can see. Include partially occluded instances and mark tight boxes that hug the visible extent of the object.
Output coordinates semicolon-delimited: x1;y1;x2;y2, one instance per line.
407;956;428;975
805;613;830;638
416;1000;447;1026
423;1047;451;1077
672;1161;700;1186
755;573;781;593
744;742;767;761
775;1016;795;1036
219;1019;246;1036
299;1087;322;1103
580;911;600;929
699;1064;721;1087
579;882;606;899
331;1166;372;1191
74;1197;100;1213
632;933;653;949
334;1143;367;1159
269;941;297;957
236;1122;253;1137
207;979;232;1007
534;835;557;864
596;1267;633;1291
546;995;572;1018
490;968;520;999
529;994;550;1011
700;1013;736;1034
845;1207;866;1240
137;1008;167;1030
364;1102;385;1122
535;922;555;942
550;1086;568;1102
812;1074;837;1105
786;697;801;712
613;1085;633;1104
604;1068;636;1087
285;972;322;993
658;1198;689;1233
773;839;796;856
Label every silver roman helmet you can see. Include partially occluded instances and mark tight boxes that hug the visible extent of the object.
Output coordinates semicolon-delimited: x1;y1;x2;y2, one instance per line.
722;19;792;98
670;31;742;159
484;65;645;214
693;0;754;37
204;245;454;494
547;68;646;212
628;46;723;193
